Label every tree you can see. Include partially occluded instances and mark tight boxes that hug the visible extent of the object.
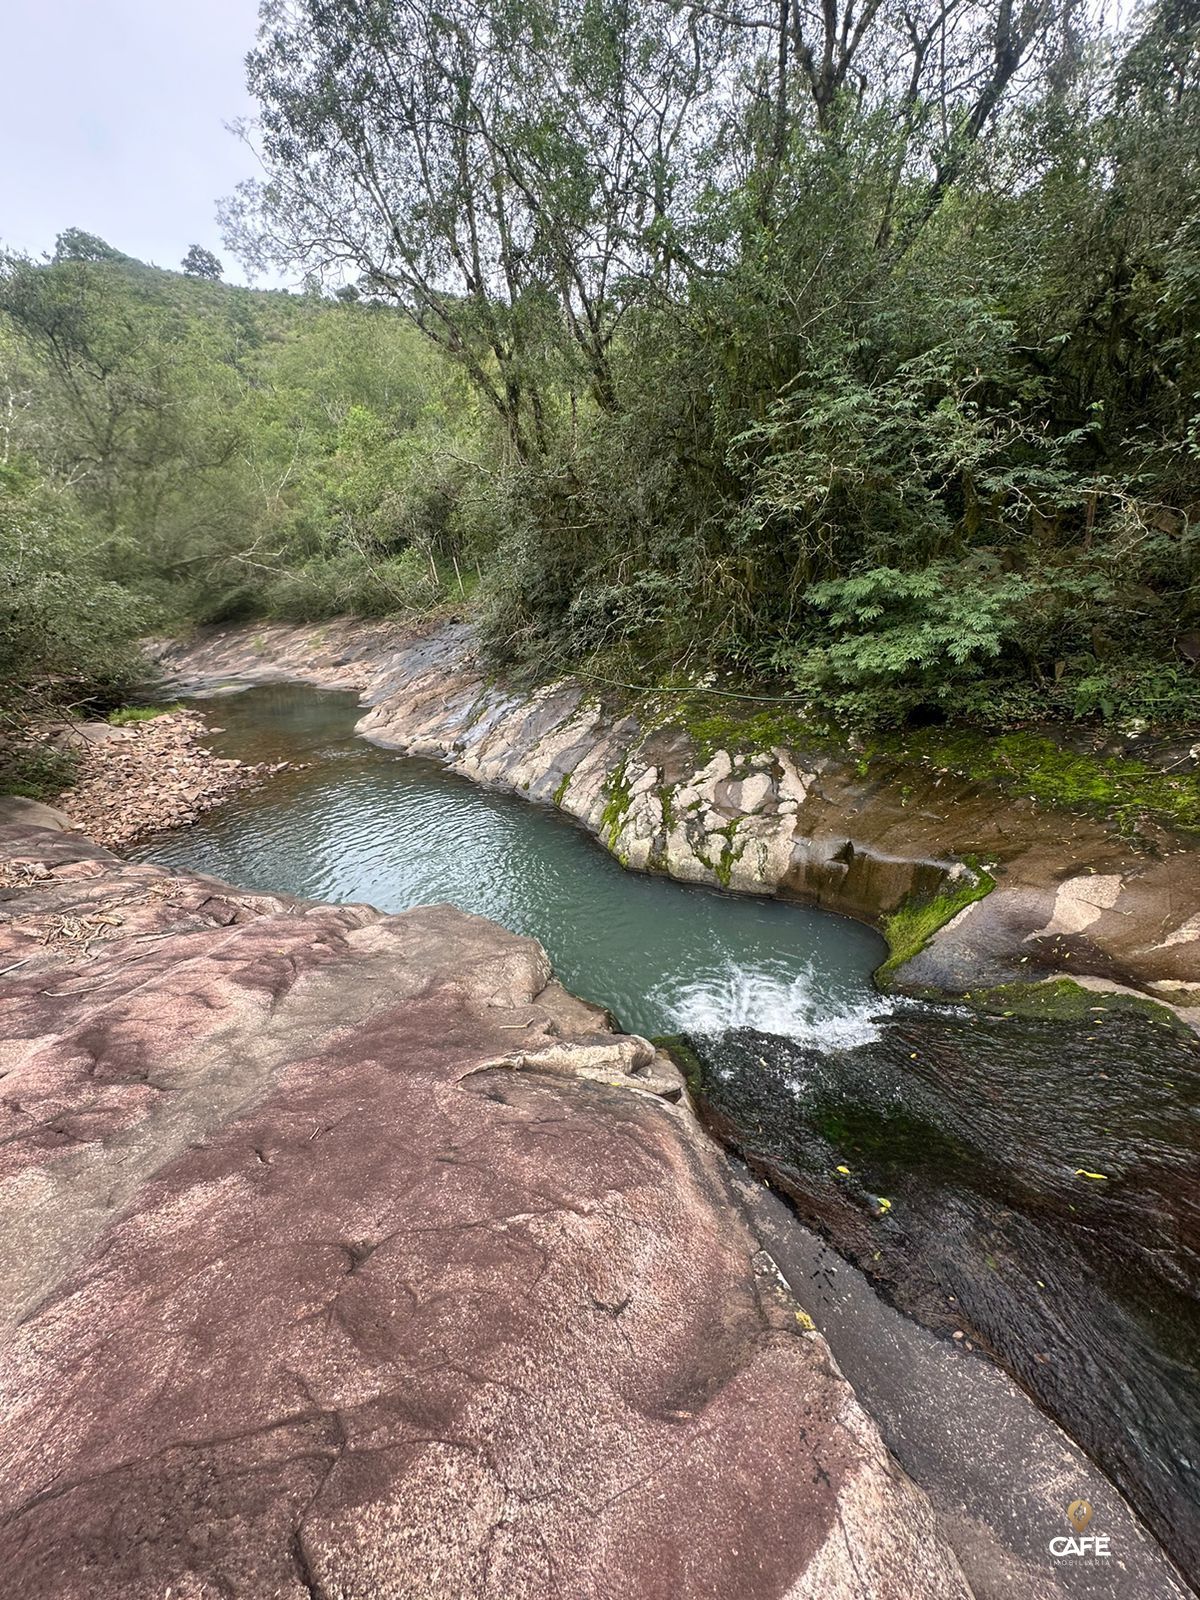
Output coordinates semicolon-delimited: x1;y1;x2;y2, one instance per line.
223;0;732;459
182;244;223;280
53;228;127;264
0;254;245;554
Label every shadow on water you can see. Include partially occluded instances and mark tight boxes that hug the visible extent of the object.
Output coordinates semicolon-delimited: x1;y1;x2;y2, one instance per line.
133;682;1200;1581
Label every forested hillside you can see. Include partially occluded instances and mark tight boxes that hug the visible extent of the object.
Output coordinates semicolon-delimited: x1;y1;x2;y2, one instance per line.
0;231;468;738
3;0;1198;746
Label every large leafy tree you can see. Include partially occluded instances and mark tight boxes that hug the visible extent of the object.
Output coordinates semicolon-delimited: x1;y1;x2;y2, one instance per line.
182;244;224;280
223;0;1200;722
224;0;735;458
0;254;243;552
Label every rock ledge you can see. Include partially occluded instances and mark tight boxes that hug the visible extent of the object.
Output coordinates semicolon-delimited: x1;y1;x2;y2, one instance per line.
157;619;1200;1005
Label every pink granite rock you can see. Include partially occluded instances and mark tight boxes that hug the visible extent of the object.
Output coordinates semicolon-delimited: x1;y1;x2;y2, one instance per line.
0;825;970;1600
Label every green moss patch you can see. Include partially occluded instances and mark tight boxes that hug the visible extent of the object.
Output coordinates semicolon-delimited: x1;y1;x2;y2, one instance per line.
699;816;745;888
890;728;1200;835
651;1034;704;1095
637;690;844;764
876;865;996;983
958;978;1192;1036
599;760;632;856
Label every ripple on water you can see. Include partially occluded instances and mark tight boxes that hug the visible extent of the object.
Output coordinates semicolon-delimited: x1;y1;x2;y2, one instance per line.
133;684;887;1042
133;681;1200;1580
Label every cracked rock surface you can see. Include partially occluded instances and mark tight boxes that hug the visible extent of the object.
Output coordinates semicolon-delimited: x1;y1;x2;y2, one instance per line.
0;824;970;1600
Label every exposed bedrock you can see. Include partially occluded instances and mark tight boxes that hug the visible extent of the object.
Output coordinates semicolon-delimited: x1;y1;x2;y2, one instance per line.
0;823;971;1600
157;620;1200;1006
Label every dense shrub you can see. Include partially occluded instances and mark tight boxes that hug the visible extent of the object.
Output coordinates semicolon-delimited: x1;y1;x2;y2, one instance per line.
0;471;149;717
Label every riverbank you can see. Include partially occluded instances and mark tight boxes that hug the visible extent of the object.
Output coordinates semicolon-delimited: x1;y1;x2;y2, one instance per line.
4;817;1194;1598
0;817;973;1600
154;618;1200;1015
111;678;1200;1594
41;708;286;850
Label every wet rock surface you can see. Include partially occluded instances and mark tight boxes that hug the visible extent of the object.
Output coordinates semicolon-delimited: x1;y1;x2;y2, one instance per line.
738;1173;1193;1600
0;823;972;1600
688;1013;1200;1586
154;621;1200;1007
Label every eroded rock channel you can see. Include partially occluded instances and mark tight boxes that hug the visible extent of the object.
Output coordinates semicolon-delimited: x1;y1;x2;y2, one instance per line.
1;822;965;1600
4;622;1197;1597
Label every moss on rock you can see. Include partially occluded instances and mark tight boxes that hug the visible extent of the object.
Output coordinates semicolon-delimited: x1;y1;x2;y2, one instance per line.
652;1034;705;1095
663;695;839;763
599;760;633;859
889;728;1200;836
957;977;1192;1035
876;865;996;985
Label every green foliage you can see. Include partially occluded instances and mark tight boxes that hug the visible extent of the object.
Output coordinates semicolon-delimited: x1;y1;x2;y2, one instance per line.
7;0;1200;756
107;703;182;725
0;243;471;722
53;228;129;264
0;472;149;717
229;0;1200;737
0;245;456;587
771;563;1036;726
181;245;223;280
0;742;76;802
254;549;442;622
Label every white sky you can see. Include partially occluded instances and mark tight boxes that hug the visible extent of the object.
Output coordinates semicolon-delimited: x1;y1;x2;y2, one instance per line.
1;0;271;283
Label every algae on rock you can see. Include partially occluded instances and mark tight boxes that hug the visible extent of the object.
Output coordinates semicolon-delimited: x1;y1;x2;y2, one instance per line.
876;866;996;986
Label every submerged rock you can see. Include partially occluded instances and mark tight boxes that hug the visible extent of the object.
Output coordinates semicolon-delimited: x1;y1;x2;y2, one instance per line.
0;824;971;1600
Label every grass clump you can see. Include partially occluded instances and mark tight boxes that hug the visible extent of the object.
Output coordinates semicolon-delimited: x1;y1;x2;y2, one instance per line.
893;729;1200;835
877;865;996;983
107;703;182;726
0;743;76;801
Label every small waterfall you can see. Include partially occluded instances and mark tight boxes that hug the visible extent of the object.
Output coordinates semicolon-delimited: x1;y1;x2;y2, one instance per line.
655;958;891;1047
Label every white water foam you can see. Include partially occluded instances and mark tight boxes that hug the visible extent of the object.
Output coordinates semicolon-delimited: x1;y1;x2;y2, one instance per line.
656;959;890;1048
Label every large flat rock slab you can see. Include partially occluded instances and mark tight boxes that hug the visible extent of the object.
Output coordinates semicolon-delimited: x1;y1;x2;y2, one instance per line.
0;825;970;1599
0;795;70;830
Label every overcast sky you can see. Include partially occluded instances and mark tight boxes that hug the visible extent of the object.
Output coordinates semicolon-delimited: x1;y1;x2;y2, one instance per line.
1;0;271;283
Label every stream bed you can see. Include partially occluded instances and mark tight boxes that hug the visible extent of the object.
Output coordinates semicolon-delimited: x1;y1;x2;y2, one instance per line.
133;681;1200;1583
